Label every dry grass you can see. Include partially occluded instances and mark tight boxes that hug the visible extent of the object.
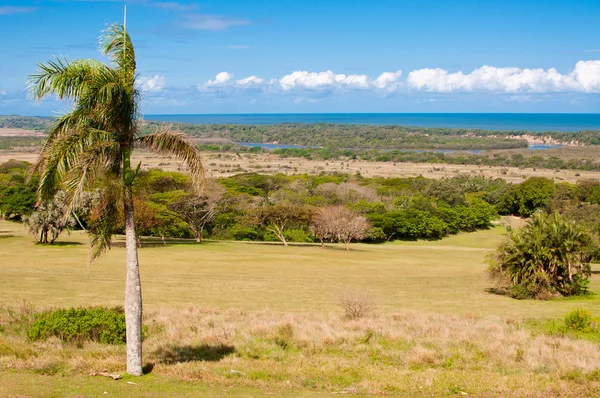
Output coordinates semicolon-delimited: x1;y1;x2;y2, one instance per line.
0;128;44;137
4;147;600;183
2;305;600;396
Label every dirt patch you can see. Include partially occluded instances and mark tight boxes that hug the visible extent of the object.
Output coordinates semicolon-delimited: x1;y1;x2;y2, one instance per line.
2;149;600;184
0;128;45;137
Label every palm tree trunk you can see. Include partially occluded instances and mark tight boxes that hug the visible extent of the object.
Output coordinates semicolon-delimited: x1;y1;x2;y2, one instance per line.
123;150;143;376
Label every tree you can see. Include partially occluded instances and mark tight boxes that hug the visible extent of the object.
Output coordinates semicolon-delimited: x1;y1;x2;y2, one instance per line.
29;23;204;376
496;177;556;217
487;211;595;299
253;203;314;246
24;191;75;244
312;205;370;250
167;179;225;242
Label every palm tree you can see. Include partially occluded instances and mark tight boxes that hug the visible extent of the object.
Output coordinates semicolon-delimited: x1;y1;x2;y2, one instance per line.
29;23;204;376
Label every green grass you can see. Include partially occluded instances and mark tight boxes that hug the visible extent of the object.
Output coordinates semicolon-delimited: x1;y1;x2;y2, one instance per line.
1;220;599;317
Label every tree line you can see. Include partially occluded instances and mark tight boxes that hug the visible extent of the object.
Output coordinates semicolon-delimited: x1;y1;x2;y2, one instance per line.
3;159;600;249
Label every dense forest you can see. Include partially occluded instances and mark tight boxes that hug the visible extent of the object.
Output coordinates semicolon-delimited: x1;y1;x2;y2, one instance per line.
2;159;600;247
142;121;600;148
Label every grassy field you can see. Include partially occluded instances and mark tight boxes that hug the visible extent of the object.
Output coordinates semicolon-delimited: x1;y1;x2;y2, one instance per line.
2;220;600;396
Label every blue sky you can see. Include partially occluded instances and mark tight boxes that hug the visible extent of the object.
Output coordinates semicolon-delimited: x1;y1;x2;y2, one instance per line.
1;0;600;115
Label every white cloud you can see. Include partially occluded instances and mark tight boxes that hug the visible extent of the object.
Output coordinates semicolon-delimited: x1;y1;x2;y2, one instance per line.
198;72;267;95
236;76;264;86
278;70;402;93
180;14;250;31
139;75;166;92
407;61;600;93
0;89;6;96
0;6;37;15
206;72;233;86
373;71;403;91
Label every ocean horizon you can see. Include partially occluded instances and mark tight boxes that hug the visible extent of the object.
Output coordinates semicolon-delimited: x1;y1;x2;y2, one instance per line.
143;113;600;133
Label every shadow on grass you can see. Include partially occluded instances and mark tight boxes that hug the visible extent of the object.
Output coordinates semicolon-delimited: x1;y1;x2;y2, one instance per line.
112;238;220;248
485;288;508;297
0;234;15;239
41;241;84;247
152;344;235;365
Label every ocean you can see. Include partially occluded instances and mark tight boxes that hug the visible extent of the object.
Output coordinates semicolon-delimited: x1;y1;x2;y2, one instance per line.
143;113;600;132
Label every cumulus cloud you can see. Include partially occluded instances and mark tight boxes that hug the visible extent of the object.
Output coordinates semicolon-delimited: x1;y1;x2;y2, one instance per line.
205;72;233;86
198;72;268;96
139;75;166;92
236;76;264;86
407;61;600;93
180;14;250;31
278;70;402;93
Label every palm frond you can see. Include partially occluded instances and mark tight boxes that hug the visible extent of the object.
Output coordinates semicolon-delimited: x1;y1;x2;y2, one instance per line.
89;174;122;261
99;23;136;75
63;140;121;211
28;57;106;101
37;128;115;201
136;128;205;192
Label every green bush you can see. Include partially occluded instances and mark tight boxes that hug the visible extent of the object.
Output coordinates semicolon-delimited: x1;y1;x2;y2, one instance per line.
564;309;597;333
283;229;313;243
488;211;595;299
27;307;127;345
232;226;260;241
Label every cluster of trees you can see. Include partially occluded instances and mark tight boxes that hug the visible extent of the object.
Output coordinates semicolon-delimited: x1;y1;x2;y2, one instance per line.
6;116;600;148
1;162;504;246
5;160;600;249
143;121;529;150
142;121;600;148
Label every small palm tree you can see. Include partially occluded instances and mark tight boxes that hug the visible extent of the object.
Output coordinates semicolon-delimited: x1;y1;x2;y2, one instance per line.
487;211;594;299
29;23;204;376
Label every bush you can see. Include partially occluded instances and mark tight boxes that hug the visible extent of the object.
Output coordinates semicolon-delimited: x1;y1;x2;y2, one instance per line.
231;226;260;241
488;211;595;299
564;309;598;333
337;290;376;319
27;307;127;345
283;229;314;243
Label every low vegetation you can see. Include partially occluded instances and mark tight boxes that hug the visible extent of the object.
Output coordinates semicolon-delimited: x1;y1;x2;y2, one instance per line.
488;211;596;299
27;307;126;345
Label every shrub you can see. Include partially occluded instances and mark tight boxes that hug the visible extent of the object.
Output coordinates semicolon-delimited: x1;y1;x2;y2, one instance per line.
338;290;376;319
488;211;595;299
283;229;314;243
231;226;260;241
564;309;598;333
27;307;127;345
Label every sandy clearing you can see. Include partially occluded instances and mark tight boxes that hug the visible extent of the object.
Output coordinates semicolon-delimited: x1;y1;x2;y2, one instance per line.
0;128;45;137
2;149;599;184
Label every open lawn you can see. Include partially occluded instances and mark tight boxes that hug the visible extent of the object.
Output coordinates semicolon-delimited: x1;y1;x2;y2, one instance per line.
2;220;600;396
1;220;599;316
